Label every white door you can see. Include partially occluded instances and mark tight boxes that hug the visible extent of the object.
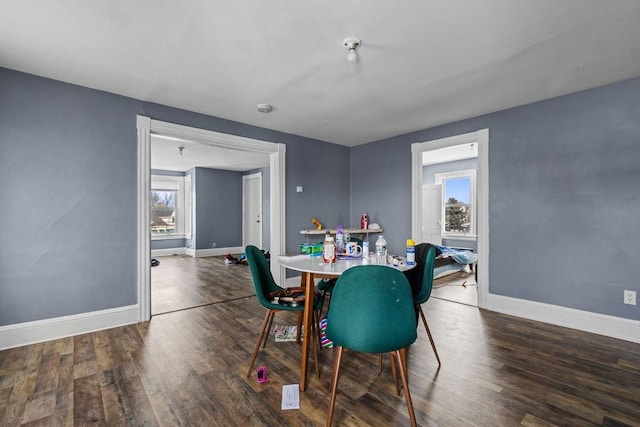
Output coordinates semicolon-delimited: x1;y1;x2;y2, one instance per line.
422;184;442;245
243;173;263;248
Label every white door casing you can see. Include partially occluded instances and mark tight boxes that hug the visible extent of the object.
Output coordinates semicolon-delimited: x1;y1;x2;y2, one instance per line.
137;116;286;321
411;129;489;308
243;172;262;249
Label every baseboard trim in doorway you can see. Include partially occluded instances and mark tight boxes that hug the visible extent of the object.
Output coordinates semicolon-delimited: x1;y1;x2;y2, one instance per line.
186;246;244;258
0;305;139;350
152;247;187;257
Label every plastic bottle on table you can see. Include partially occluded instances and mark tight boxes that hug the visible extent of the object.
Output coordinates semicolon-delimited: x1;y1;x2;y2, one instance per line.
406;239;416;265
336;225;345;254
323;233;336;264
375;235;387;264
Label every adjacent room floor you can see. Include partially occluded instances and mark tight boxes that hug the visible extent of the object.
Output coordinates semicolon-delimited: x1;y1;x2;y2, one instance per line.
151;254;251;315
431;270;478;306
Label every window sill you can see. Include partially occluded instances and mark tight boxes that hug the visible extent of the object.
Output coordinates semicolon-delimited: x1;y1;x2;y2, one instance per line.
442;234;477;241
151;233;191;241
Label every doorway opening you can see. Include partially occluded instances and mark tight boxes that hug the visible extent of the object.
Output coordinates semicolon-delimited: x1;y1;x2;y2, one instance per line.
137;116;286;321
411;129;489;308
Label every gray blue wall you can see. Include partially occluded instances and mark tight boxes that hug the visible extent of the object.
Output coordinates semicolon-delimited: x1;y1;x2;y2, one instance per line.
1;68;138;325
352;76;640;321
193;167;242;250
287;139;351;247
0;67;350;326
350;135;412;249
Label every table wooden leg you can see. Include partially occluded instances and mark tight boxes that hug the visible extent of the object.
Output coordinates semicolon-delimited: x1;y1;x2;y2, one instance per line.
301;272;314;391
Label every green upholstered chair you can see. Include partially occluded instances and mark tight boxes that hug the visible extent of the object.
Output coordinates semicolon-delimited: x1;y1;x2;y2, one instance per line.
245;245;324;378
408;244;441;366
325;265;418;427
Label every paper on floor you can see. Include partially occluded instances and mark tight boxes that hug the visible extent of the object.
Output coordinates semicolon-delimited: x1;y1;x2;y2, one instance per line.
281;384;300;410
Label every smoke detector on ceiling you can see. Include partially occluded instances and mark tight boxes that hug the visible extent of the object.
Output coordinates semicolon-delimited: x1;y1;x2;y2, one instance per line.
257;104;273;113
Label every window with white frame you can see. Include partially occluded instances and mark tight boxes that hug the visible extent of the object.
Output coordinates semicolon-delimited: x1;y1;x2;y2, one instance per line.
435;169;476;237
151;174;191;239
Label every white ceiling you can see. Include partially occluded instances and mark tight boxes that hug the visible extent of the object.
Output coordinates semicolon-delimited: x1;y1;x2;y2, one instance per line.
423;143;477;166
151;134;269;172
2;1;639;169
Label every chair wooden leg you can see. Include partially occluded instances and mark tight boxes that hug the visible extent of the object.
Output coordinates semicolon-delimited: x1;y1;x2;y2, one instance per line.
326;346;344;427
401;350;408;383
312;312;321;378
315;311;324;350
316;293;324;318
319;291;331;318
262;310;276;349
418;305;441;366
394;348;417;427
296;311;303;343
389;353;400;395
247;309;273;377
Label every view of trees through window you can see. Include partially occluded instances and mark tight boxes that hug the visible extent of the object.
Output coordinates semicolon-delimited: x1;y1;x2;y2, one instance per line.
151;190;176;234
443;177;472;234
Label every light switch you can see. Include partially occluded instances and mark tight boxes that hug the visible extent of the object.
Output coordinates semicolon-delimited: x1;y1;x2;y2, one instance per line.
296;186;303;193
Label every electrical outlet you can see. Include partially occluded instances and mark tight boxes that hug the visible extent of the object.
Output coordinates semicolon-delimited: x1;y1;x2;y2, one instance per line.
624;290;636;306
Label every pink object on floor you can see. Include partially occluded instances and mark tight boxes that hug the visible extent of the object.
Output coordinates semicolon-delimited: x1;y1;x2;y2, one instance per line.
257;366;269;383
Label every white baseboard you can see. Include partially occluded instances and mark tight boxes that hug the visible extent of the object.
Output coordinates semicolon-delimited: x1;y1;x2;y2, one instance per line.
187;246;244;258
487;294;640;344
151;247;186;257
0;305;139;350
3;289;635;351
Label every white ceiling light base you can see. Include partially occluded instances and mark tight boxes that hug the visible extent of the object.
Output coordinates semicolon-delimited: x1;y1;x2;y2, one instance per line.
343;37;362;62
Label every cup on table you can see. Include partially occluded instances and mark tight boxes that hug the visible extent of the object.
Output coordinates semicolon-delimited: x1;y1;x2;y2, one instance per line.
345;241;362;257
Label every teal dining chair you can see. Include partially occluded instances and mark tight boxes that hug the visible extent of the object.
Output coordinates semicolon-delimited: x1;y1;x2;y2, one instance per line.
325;265;418;427
244;245;324;379
405;243;441;366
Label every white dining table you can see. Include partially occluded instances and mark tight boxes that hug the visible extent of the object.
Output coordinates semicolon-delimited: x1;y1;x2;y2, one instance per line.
279;254;414;391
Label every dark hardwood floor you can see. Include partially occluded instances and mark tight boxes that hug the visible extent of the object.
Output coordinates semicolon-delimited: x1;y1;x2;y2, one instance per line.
2;257;640;426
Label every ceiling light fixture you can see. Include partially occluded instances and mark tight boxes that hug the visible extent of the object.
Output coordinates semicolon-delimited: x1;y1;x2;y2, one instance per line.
177;145;185;156
343;37;362;62
257;103;273;113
